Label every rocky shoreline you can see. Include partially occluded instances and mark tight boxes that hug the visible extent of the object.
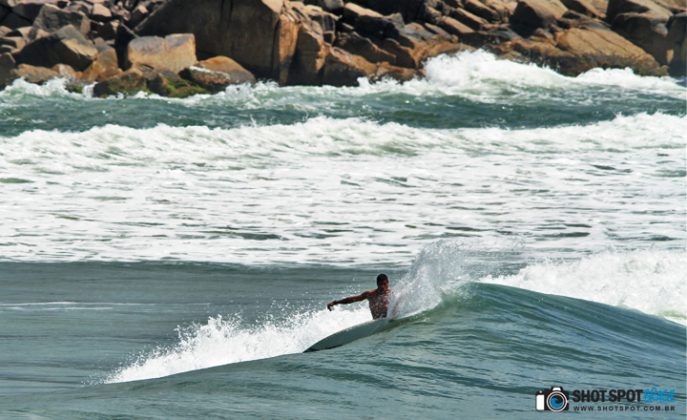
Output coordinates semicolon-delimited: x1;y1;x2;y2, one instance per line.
0;0;684;97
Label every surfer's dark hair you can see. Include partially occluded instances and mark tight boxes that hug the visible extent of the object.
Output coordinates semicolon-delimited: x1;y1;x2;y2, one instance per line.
376;273;388;286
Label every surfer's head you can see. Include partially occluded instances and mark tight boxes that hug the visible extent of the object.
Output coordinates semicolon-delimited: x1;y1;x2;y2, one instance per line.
376;273;389;291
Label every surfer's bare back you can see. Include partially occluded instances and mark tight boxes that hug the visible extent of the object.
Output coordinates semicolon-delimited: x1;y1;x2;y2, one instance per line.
327;274;390;319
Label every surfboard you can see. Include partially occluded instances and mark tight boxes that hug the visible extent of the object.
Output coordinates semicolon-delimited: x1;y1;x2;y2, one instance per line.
304;318;395;352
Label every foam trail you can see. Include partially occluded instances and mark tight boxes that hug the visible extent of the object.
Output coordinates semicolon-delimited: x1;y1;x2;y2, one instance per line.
106;308;370;383
392;240;686;323
482;250;687;323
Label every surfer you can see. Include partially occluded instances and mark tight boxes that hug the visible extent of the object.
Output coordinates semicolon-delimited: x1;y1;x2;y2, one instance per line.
327;273;390;319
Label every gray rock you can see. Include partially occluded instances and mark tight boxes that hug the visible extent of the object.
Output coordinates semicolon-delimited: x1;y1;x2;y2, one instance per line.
1;12;32;29
13;1;58;21
32;4;90;35
16;24;97;70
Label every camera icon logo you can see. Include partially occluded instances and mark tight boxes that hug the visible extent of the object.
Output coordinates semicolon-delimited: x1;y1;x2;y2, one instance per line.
535;386;570;412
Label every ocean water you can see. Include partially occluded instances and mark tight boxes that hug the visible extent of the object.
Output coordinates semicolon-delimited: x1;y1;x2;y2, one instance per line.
0;51;685;418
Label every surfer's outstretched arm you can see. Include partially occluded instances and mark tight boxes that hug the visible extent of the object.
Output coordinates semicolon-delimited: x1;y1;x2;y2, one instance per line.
327;291;371;310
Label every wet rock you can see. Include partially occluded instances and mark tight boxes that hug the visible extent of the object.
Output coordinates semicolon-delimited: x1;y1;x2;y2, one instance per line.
92;67;147;96
322;46;377;85
495;25;664;75
12;63;58;83
16;24;97;70
147;71;208;97
126;33;196;73
180;56;255;91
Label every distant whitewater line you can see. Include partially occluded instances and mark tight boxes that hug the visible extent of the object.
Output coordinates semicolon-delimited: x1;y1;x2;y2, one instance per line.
2;52;685;103
0;112;684;265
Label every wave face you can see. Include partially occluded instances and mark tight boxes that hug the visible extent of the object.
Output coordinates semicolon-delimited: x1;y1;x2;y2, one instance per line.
101;242;685;384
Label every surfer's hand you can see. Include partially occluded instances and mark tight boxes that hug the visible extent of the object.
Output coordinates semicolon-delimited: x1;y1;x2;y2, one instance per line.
327;301;336;311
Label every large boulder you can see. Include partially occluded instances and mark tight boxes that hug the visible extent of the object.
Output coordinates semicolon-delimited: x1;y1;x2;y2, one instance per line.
606;0;673;65
560;0;604;18
147;71;208;97
464;0;503;22
16;24;97;70
180;56;256;91
362;0;442;22
607;0;672;21
136;0;301;83
31;3;90;35
11;63;57;83
511;0;568;33
126;33;196;73
12;0;58;21
93;68;147;97
288;17;330;84
438;16;475;36
611;12;670;63
1;12;31;29
0;50;15;86
495;25;664;75
321;46;377;85
667;12;686;76
335;30;396;63
81;45;121;82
